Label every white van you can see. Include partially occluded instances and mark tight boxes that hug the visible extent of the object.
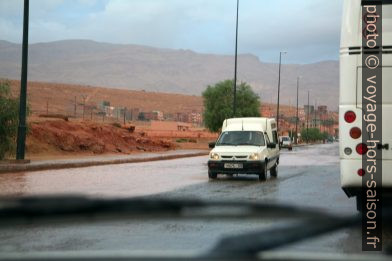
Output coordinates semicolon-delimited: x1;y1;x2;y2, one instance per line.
340;0;392;209
208;118;280;181
279;136;293;151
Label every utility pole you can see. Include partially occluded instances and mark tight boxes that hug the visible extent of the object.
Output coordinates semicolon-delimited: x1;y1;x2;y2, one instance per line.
306;91;310;144
276;51;287;134
232;0;239;117
16;0;29;160
123;107;127;125
314;100;317;130
81;95;87;120
74;96;77;117
295;77;299;144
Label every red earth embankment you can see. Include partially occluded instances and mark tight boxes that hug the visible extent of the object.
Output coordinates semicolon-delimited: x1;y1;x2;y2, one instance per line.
26;119;175;158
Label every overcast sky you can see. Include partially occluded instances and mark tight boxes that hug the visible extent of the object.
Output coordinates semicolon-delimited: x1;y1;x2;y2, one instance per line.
0;0;342;64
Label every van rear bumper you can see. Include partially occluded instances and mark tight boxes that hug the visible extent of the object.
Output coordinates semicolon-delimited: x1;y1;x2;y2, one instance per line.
208;160;265;175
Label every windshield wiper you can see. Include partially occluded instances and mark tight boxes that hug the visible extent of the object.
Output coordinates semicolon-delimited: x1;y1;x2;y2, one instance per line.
207;216;359;258
0;196;390;259
0;196;333;224
216;143;234;146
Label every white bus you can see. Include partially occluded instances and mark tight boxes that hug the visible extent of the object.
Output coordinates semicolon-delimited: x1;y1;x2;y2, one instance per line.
340;0;392;210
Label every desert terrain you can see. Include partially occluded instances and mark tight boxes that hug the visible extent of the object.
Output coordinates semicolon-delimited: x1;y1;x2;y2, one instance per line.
7;80;217;160
8;80;204;116
6;79;329;160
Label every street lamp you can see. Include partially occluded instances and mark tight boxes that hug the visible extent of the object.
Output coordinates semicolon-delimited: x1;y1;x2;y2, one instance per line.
295;76;301;144
276;51;287;134
16;0;30;160
306;91;310;144
233;0;239;117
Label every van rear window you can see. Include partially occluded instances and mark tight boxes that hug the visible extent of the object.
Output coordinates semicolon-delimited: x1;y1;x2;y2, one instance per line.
272;131;278;144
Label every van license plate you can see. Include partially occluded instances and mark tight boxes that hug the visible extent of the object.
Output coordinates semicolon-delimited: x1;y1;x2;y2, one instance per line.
224;163;243;169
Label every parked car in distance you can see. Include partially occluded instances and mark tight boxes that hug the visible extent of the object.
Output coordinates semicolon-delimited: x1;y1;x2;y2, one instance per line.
279;136;293;151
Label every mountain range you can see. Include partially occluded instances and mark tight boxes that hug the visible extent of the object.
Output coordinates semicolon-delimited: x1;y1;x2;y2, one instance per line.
0;39;339;110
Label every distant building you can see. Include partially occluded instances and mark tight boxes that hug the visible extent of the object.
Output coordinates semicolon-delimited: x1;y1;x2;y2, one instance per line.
164;113;174;121
318;105;328;114
304;105;314;115
153;111;164;121
317;105;328;121
99;101;110;108
98;101;114;117
142;112;155;121
104;106;115;117
176;112;189;123
299;109;306;121
140;111;164;121
189;111;202;125
130;108;140;121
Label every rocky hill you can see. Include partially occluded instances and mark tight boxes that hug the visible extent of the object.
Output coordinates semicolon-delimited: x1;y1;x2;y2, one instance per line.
0;40;339;109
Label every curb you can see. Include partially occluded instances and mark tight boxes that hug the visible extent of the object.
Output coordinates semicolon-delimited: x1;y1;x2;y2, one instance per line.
0;152;209;174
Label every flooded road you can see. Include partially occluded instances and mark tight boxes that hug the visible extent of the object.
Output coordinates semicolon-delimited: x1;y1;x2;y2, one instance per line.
0;143;387;257
0;144;342;203
0;154;209;197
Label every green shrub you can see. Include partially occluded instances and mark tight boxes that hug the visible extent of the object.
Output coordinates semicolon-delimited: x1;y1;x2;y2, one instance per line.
0;80;19;160
301;128;328;142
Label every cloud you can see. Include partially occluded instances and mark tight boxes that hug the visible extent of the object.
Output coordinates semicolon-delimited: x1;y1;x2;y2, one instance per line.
0;0;342;63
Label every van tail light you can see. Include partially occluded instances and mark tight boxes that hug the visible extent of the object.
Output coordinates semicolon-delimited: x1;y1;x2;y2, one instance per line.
350;127;362;139
358;169;365;176
356;143;368;155
344;111;356;123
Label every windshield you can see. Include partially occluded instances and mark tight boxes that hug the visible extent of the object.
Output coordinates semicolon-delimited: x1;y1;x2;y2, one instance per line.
216;131;265;146
0;0;389;260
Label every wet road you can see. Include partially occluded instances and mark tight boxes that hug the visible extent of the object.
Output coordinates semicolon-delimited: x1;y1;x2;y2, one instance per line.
0;143;387;256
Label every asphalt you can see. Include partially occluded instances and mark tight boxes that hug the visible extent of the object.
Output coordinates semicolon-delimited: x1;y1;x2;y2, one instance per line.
0;143;390;258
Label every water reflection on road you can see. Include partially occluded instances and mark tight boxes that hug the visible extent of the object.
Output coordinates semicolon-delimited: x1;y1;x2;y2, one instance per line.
1;143;380;255
0;156;208;197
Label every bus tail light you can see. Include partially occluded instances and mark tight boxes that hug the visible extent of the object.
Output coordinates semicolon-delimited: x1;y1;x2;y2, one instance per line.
356;143;368;155
344;111;357;123
350;127;362;139
357;169;365;176
344;111;356;123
